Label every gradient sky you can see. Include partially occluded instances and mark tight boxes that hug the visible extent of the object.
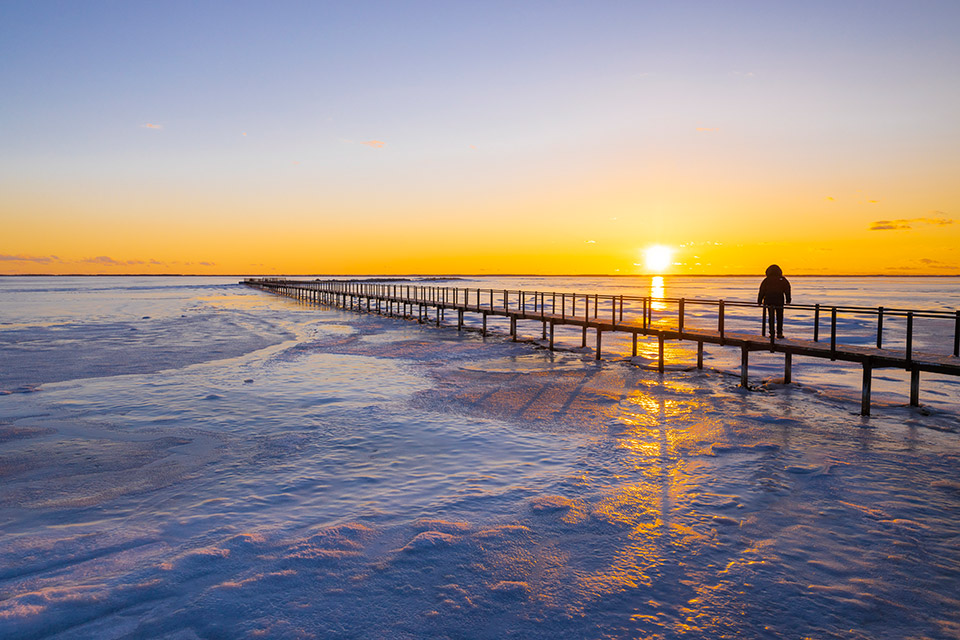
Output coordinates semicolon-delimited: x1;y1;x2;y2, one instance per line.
2;1;959;275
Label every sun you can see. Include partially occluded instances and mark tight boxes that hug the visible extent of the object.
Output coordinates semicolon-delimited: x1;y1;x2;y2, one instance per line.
643;245;674;273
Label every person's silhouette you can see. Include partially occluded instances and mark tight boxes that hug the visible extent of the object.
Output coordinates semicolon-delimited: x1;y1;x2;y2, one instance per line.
758;264;791;339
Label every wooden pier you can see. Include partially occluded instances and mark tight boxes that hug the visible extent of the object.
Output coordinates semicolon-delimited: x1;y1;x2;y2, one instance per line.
243;278;960;416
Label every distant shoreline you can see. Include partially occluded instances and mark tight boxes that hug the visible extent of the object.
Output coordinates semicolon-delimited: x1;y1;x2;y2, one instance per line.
3;273;960;279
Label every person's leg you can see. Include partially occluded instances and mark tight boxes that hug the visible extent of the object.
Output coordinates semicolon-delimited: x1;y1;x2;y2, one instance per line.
767;305;776;338
776;306;784;337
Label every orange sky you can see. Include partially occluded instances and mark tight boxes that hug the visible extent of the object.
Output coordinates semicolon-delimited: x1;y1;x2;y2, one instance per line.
2;3;959;275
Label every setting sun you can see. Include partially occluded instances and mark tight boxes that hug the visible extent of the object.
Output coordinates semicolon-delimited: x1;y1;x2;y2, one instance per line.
643;245;674;274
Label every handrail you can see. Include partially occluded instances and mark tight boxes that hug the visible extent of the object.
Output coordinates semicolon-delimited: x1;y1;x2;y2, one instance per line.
246;278;960;357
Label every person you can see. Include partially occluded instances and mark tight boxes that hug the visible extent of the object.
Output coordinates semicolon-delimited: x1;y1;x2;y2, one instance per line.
757;264;791;339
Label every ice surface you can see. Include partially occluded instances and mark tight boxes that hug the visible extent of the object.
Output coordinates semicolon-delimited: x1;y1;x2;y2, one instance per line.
1;276;959;639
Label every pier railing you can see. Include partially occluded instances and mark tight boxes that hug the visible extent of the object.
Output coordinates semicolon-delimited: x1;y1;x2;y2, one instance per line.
248;278;960;359
245;278;960;416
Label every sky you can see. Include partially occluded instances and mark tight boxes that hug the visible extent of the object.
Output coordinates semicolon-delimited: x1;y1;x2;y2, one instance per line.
2;0;959;275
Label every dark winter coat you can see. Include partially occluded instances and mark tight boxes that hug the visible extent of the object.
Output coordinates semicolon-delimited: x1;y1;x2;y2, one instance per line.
758;275;792;307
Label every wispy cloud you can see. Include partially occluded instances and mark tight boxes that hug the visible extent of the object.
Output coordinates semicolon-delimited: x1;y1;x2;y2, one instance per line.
82;256;123;265
869;217;954;231
360;140;385;148
81;256;154;266
918;258;958;269
695;127;718;132
141;123;163;130
0;253;61;263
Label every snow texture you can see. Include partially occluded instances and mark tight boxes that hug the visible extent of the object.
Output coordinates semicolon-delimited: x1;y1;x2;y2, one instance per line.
1;276;959;639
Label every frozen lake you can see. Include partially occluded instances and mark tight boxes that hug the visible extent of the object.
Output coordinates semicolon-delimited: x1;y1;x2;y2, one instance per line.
1;276;959;639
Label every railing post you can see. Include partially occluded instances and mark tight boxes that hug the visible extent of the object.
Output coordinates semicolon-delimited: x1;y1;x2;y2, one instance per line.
678;298;685;338
718;300;725;344
761;305;767;336
876;306;884;349
906;311;913;363
954;310;960;357
830;308;837;360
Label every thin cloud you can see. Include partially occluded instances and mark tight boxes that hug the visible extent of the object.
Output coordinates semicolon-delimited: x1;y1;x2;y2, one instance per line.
0;253;61;263
199;261;216;266
869;217;954;231
81;256;148;266
695;127;718;132
360;140;385;148
919;258;958;269
83;256;121;265
141;123;163;130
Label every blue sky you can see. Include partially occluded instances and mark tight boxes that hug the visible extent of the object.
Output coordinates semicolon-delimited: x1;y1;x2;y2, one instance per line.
2;1;959;273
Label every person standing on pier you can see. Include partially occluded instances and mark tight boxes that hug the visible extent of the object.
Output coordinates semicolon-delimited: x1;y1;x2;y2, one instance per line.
758;264;791;339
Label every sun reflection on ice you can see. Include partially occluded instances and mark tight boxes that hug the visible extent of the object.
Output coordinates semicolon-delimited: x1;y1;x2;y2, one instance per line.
650;275;667;312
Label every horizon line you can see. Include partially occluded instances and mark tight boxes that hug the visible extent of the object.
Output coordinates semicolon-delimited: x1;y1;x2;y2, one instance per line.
4;272;960;278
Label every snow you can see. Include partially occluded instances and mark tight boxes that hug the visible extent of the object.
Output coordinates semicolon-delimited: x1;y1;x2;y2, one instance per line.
1;276;959;639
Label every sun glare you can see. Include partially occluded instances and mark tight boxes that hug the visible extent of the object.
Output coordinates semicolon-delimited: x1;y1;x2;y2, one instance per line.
643;245;673;273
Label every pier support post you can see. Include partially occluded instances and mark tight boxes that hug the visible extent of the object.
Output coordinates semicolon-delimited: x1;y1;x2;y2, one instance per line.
482;313;487;337
510;316;517;340
458;309;464;331
632;333;638;357
910;368;920;407
861;358;873;416
549;322;555;351
581;325;587;348
658;334;665;374
697;342;704;369
740;345;749;388
542;320;547;340
595;329;602;360
784;352;792;384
